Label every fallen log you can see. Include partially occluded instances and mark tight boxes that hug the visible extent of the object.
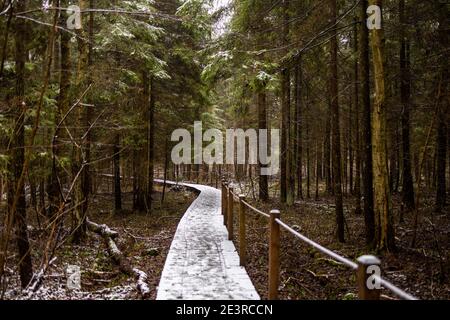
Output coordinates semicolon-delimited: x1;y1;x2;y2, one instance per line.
26;257;58;293
133;268;151;297
87;219;150;298
86;218;119;239
105;237;133;275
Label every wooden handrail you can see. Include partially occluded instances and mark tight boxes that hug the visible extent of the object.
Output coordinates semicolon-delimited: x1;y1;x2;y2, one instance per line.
221;180;418;301
242;199;271;218
275;218;357;270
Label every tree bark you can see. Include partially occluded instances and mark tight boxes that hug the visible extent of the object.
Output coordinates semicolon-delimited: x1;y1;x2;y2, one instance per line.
435;1;449;213
348;96;353;195
315;141;320;200
48;0;71;220
0;2;13;78
280;0;290;204
369;0;396;252
257;86;269;201
295;60;303;200
9;0;33;287
146;74;155;213
161;138;169;204
324;111;332;195
399;0;415;212
306;112;311;199
73;0;90;243
330;0;344;242
360;0;375;246
354;18;362;215
113;134;122;212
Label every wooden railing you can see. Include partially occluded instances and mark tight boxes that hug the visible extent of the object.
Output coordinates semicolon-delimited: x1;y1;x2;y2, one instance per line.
221;180;418;301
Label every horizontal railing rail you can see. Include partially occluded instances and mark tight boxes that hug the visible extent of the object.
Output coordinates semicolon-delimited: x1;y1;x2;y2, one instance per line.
275;218;358;270
242;200;271;219
221;179;417;301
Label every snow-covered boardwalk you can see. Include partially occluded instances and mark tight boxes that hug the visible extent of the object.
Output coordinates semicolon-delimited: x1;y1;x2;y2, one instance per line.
155;180;260;300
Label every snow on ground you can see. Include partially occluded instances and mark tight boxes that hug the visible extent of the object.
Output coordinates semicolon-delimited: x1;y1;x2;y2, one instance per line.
4;277;136;300
155;180;260;300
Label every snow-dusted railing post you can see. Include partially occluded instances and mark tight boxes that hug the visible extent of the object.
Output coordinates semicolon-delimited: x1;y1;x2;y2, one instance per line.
222;181;228;226
238;194;247;267
227;187;234;240
268;209;281;300
357;255;381;300
221;179;226;215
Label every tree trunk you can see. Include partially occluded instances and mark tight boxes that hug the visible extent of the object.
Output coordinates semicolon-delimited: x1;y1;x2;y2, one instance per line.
73;0;90;243
113;134;122;212
146;74;155;213
354;18;362;215
324;115;332;196
348;93;353;195
48;0;71;220
38;179;46;215
306;114;311;199
295;60;303;200
0;3;13;78
330;0;344;242
435;2;449;213
161;138;169;204
315;142;320;200
399;0;415;212
360;0;375;246
9;0;33;287
280;0;290;204
257;87;269;201
369;0;396;252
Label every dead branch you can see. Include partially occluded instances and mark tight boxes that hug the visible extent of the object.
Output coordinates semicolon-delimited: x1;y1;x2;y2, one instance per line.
86;218;119;239
87;220;150;298
26;257;57;293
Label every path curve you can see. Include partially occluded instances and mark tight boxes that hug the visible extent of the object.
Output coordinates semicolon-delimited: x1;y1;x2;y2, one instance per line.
155;180;260;300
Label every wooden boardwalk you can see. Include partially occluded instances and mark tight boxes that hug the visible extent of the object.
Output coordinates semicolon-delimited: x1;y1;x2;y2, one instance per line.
155;180;260;300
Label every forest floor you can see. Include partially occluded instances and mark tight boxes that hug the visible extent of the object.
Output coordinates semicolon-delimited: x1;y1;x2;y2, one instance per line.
1;180;448;300
231;187;450;300
2;185;196;300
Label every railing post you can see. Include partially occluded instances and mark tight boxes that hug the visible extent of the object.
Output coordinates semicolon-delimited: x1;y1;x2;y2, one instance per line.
357;255;381;300
221;179;226;216
223;182;228;226
268;209;280;300
238;194;246;266
227;187;234;240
